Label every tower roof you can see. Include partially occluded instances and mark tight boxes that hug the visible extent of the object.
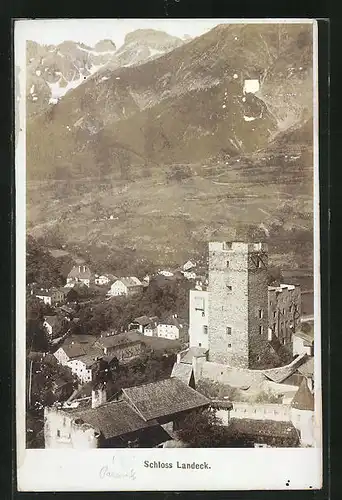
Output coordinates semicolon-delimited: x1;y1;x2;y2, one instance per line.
291;379;314;411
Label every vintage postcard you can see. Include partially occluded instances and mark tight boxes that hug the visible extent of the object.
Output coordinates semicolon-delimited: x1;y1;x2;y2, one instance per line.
15;18;322;491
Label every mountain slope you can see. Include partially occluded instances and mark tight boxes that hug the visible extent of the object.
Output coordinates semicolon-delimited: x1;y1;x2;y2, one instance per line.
26;30;186;119
27;23;313;180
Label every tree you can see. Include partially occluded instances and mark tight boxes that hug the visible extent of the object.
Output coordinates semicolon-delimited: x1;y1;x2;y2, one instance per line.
26;296;50;352
268;266;284;286
26;235;66;287
177;409;230;448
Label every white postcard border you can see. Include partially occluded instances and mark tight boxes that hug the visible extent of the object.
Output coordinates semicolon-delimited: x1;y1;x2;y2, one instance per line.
15;18;322;492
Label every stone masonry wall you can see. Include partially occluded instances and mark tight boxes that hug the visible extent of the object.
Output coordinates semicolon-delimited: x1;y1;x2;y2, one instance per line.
208;242;249;368
247;251;270;369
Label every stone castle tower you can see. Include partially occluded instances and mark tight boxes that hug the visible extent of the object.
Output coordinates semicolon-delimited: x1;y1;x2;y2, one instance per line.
208;241;270;369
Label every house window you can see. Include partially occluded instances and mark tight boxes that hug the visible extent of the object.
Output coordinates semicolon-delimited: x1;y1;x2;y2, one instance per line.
226;285;232;291
57;430;60;438
226;261;230;268
273;311;276;318
259;325;264;335
226;327;232;335
203;326;208;335
199;343;202;347
228;343;232;348
259;309;263;319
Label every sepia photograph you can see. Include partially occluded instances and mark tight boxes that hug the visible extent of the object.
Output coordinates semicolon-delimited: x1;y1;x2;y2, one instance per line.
15;18;321;490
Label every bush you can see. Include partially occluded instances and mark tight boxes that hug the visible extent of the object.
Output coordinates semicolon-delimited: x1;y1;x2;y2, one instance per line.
196;379;240;401
177;409;232;448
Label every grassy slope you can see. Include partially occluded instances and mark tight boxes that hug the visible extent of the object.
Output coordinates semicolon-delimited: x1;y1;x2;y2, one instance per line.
27;131;313;272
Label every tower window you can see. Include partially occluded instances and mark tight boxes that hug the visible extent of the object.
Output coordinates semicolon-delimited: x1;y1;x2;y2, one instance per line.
226;285;232;291
194;297;204;311
226;260;230;268
259;325;264;335
203;326;208;335
228;343;232;348
226;327;232;335
259;309;263;319
57;430;60;438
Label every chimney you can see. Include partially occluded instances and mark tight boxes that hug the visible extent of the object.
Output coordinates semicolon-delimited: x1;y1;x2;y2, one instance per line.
92;384;107;409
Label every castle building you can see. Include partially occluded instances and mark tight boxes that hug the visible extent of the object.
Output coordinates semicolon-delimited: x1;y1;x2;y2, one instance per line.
188;243;301;362
207;242;269;369
189;289;209;350
268;284;301;346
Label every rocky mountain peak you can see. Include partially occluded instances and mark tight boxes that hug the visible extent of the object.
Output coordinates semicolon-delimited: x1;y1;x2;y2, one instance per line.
94;39;116;52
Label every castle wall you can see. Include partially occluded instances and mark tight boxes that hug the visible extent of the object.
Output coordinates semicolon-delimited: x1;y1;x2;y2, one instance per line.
291;408;315;447
44;407;99;449
230;402;291;422
197;360;266;387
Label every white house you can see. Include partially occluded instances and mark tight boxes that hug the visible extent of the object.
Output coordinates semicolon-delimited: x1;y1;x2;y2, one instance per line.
158;270;174;277
293;331;314;357
94;274;117;286
35;289;52;306
157;315;184;340
129;316;158;335
53;337;102;384
66;265;92;288
183;260;196;271
182;271;197;280
43;315;65;339
107;277;143;297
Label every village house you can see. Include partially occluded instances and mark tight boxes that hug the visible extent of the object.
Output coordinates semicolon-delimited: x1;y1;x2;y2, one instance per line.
53;335;102;384
128;316;158;335
182;271;197;280
44;378;210;448
107;277;143;297
33;287;67;306
66;265;92;288
43;315;68;339
158;270;174;277
94;274;117;286
34;289;53;306
94;332;145;361
183;260;196;271
156;315;186;341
